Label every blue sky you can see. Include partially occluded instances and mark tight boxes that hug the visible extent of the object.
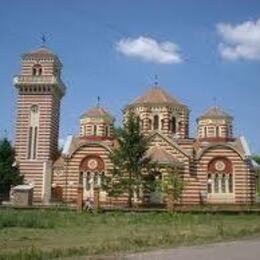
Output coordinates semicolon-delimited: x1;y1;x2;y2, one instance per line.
0;0;259;154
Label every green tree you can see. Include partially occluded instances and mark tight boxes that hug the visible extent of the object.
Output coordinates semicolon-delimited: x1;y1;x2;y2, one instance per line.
162;166;185;212
252;155;260;165
0;138;23;200
252;155;260;195
104;111;151;207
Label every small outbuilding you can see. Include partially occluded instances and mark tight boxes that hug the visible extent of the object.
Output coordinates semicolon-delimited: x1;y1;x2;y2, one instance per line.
12;185;33;207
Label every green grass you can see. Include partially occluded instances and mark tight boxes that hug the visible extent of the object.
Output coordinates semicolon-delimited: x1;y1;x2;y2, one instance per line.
1;209;260;259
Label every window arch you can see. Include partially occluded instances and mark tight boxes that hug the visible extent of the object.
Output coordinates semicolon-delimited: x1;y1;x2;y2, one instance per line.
207;174;212;193
207;157;233;194
27;105;39;159
161;119;164;130
79;172;83;185
32;64;42;76
204;126;207;137
208;172;233;194
171;116;176;133
216;126;219;137
148;119;152;130
105;125;110;137
153;115;159;130
93;125;97;136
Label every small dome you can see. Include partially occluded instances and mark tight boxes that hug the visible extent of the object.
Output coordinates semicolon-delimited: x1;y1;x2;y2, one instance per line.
198;106;233;121
22;46;61;63
127;86;187;108
80;107;114;122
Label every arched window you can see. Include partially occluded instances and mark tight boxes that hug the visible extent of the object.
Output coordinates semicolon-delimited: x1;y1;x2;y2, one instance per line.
79;172;83;185
153;115;159;130
27;105;39;159
86;172;91;191
105;125;110;137
208;173;233;194
207;174;212;193
101;172;105;185
161;119;164;130
216;126;219;137
32;64;42;76
94;173;99;186
214;174;219;193
93;125;97;136
208;158;233;195
32;68;37;76
148;119;152;130
221;174;226;193
204;126;207;137
228;174;233;193
172;116;176;133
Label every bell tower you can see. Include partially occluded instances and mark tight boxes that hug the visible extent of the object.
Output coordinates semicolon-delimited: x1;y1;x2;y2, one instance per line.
13;45;66;202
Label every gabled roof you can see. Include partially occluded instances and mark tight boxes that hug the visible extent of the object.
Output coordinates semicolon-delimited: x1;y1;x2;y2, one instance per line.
127;86;187;109
198;106;233;120
80;106;114;122
61;135;113;158
148;131;191;158
146;146;181;166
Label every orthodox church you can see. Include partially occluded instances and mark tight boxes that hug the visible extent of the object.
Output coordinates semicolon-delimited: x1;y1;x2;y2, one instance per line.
13;46;256;206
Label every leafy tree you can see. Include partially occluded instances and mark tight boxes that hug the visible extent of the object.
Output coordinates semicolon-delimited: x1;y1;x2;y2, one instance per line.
252;155;260;165
252;155;260;195
162;166;185;212
103;111;151;207
0;138;23;200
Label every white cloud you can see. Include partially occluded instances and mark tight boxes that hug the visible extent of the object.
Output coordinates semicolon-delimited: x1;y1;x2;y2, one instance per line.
115;36;182;64
217;18;260;61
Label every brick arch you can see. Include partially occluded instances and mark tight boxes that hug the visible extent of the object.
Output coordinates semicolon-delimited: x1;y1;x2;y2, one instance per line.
208;157;233;174
79;155;105;172
69;142;113;158
196;143;245;160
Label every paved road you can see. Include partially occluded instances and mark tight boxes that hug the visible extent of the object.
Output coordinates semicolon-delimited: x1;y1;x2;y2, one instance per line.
123;238;260;260
66;238;260;259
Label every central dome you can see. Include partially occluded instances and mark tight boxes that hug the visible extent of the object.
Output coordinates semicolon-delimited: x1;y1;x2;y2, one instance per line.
127;86;187;108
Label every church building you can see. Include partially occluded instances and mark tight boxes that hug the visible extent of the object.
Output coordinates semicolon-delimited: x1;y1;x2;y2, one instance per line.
13;46;256;206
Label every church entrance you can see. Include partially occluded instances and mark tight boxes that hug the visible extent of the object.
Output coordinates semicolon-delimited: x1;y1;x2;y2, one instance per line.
51;186;63;202
149;172;163;205
79;155;105;202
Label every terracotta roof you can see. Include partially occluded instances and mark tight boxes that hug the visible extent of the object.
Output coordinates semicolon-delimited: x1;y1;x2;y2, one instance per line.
128;86;187;108
22;46;61;62
146;146;181;166
80;106;114;121
53;156;65;168
199;106;233;120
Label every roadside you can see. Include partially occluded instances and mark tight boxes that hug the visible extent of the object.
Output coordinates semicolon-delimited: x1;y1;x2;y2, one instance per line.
65;237;260;260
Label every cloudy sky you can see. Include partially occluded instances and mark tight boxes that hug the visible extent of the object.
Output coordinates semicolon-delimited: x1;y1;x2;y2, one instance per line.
0;0;259;153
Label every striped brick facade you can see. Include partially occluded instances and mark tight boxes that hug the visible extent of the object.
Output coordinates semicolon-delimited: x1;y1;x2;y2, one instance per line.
14;47;66;202
13;47;255;206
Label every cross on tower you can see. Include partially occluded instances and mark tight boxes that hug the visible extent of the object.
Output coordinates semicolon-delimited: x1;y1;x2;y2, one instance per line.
154;74;159;86
97;96;101;107
41;34;46;47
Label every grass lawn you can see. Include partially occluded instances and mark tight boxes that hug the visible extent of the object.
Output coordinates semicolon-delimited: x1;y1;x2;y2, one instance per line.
1;209;260;259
